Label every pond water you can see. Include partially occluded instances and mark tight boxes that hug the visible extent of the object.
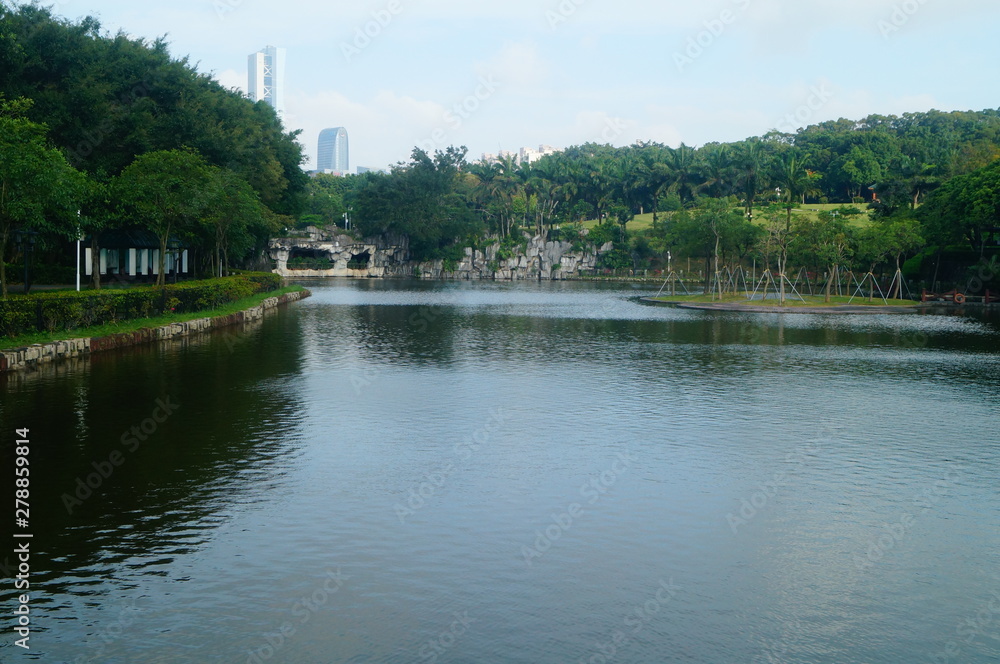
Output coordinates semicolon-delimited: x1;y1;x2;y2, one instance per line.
2;278;999;664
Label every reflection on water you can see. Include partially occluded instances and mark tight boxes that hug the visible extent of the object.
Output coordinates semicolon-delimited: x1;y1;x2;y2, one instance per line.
1;279;998;664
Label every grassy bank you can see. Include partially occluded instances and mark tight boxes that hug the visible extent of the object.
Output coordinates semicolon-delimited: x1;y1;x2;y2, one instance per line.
2;285;305;349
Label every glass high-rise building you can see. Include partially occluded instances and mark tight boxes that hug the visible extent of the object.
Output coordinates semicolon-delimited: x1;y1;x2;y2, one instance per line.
317;127;349;172
248;46;286;117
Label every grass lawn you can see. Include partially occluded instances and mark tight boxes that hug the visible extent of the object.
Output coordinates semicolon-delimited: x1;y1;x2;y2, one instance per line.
1;285;305;350
579;203;874;234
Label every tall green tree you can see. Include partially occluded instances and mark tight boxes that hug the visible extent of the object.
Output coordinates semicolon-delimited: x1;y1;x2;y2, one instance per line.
0;98;84;297
201;168;269;277
115;149;211;285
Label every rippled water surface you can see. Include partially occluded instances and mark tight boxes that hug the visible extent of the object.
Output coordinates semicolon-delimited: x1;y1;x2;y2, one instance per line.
2;279;999;663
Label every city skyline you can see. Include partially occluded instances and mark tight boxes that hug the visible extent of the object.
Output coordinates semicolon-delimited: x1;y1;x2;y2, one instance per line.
72;1;1000;171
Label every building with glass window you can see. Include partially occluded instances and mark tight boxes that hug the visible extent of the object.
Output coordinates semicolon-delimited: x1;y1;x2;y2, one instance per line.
317;127;349;173
248;46;286;117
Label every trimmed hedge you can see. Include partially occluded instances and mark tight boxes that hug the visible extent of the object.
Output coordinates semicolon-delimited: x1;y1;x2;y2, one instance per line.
0;272;285;338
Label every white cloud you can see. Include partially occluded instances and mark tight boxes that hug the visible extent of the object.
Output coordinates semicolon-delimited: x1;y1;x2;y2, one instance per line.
214;68;245;94
474;41;550;92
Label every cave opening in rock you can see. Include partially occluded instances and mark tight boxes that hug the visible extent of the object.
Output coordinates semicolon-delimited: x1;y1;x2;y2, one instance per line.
347;251;371;270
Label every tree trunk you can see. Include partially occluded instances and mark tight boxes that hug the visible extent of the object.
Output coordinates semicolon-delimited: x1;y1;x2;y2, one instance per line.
91;236;101;290
0;228;7;298
157;234;168;287
779;251;786;305
824;265;833;303
931;249;941;293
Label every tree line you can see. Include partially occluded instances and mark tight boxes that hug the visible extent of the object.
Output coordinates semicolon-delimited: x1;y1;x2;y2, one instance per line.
0;4;307;296
299;110;1000;289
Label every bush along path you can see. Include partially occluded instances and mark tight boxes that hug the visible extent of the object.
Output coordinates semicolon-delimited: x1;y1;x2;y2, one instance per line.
0;274;310;372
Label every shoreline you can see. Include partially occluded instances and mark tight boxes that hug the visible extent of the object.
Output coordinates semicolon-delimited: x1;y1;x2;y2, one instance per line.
0;288;311;373
641;297;924;314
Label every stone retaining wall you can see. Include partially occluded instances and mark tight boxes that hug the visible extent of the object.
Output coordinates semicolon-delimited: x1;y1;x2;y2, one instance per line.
0;289;310;374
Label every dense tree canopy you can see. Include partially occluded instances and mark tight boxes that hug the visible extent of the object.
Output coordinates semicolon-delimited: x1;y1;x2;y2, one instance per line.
0;4;306;294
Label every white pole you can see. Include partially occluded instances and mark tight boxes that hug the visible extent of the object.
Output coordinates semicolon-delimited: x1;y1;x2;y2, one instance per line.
76;211;81;291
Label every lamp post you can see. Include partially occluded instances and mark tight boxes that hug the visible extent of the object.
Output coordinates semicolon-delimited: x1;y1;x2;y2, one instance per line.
76;211;82;292
14;229;38;294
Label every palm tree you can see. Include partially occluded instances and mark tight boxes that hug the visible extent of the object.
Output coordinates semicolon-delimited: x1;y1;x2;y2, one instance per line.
735;138;768;219
771;152;813;304
666;143;701;205
698;144;734;199
637;144;673;227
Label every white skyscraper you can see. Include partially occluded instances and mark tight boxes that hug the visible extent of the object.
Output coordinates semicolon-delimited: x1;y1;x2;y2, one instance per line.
247;46;286;117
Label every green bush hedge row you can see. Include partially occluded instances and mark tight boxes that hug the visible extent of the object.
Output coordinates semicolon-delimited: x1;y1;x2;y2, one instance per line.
0;272;285;338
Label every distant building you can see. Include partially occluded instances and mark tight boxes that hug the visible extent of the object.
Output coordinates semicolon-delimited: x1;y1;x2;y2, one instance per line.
356;166;374;174
248;46;286;117
317;127;349;172
481;145;561;166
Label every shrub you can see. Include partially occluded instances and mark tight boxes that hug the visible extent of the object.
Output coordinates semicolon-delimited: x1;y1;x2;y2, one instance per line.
0;273;285;338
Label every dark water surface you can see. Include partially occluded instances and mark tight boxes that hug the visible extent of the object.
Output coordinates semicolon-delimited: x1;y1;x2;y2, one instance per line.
2;279;999;664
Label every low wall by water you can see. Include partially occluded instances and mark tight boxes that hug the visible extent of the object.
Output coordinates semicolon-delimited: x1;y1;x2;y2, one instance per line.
0;289;310;374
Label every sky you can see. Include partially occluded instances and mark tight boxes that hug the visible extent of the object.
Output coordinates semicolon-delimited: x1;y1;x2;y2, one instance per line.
47;0;1000;172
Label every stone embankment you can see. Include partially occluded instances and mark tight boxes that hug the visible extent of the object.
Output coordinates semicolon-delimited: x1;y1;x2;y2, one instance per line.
0;289;310;373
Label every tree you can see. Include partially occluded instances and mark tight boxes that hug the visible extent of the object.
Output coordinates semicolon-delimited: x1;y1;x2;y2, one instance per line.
666;143;701;206
919;159;1000;258
881;217;923;298
302;173;350;228
792;211;853;302
201;168;268;277
115;149;211;285
0;4;307;214
0;98;84;297
694;198;743;299
78;177;117;290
